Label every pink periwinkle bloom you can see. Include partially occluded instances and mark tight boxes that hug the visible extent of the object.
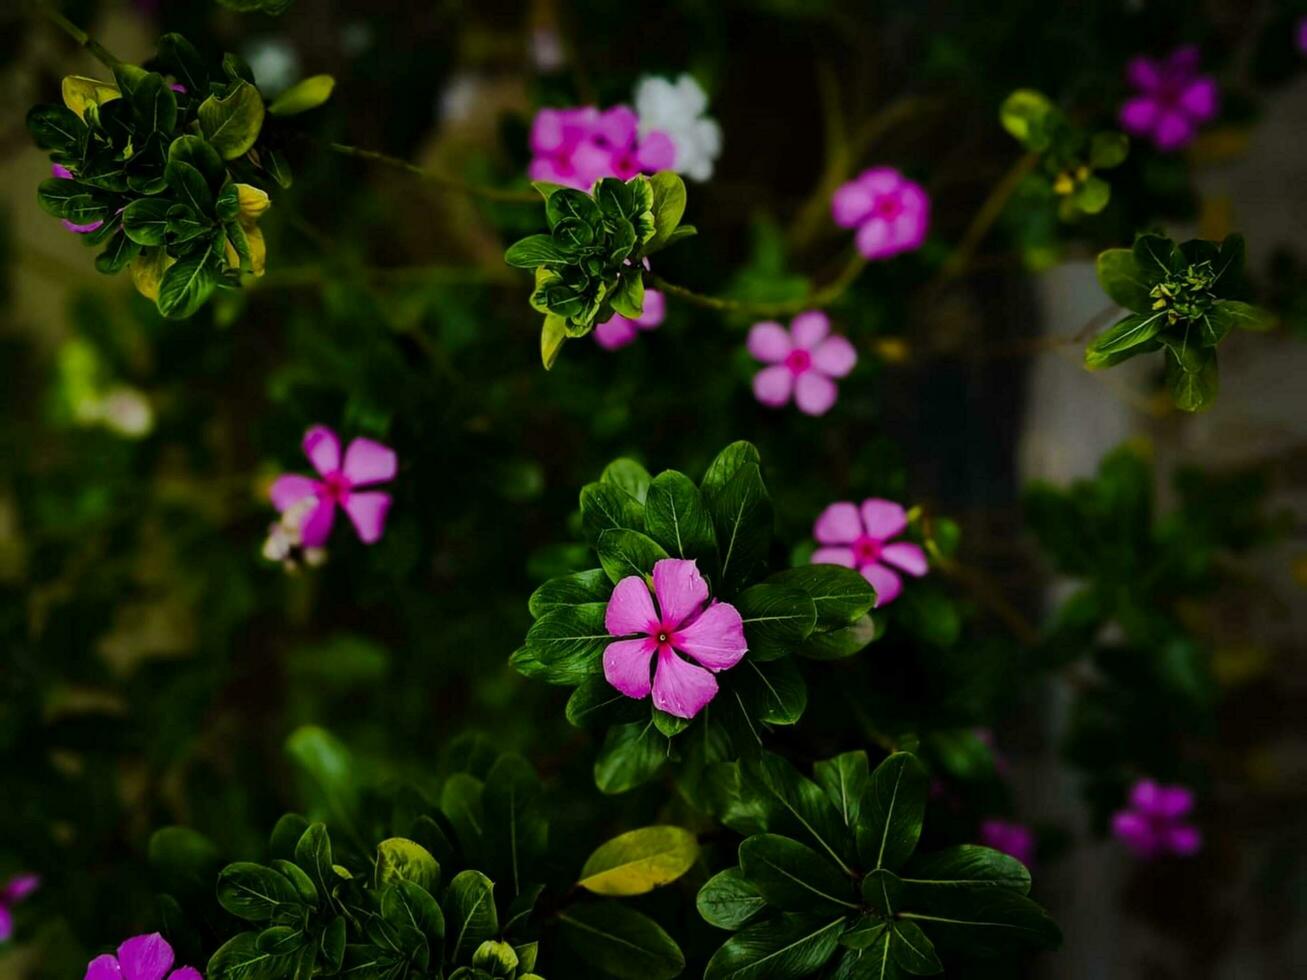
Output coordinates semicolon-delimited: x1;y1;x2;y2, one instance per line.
1112;779;1202;859
51;163;105;234
748;311;857;416
1119;46;1220;152
1298;17;1307;55
832;167;929;261
269;426;396;547
529;105;675;191
86;933;201;980
979;819;1036;867
603;558;748;719
0;874;39;942
594;289;666;350
811;498;927;606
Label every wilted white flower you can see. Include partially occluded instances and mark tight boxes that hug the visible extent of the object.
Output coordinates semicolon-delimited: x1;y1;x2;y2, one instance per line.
242;37;300;97
634;73;722;182
99;387;153;438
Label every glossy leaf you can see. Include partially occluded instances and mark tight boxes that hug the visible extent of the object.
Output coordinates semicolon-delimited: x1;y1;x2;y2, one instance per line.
578;825;699;896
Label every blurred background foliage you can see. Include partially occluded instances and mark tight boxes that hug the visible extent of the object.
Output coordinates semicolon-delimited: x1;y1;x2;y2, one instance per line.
1;0;1306;977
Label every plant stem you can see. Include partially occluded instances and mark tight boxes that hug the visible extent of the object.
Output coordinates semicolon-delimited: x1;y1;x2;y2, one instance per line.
935;150;1039;283
40;4;122;69
326;142;540;204
649;251;867;317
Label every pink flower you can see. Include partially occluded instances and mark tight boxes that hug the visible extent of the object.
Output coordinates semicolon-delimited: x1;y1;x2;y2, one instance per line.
831;167;929;261
979;819;1036;867
1112;779;1202;859
603;558;748;719
594;289;666;350
747;311;857;416
269;426;396;547
1298;17;1307;55
85;933;202;980
810;498;927;606
1119;46;1219;152
528;104;675;191
51;163;105;234
0;874;39;942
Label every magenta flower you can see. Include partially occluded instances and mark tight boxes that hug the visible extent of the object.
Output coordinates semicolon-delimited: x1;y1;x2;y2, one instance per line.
86;933;201;980
603;558;748;719
1119;46;1219;152
0;874;39;942
979;820;1036;867
528;105;675;191
747;311;857;416
51;163;105;234
831;167;929;261
810;499;927;606
1298;17;1307;55
1112;779;1202;858
594;289;666;350
269;426;396;547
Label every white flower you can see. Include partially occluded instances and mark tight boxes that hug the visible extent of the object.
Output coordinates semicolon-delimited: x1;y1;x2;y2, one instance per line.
242;37;300;97
634;74;722;182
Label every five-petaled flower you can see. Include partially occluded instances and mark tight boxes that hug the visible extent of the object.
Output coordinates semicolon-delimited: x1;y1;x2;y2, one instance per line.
595;289;666;350
85;933;202;980
979;819;1036;868
269;426;396;548
811;498;927;606
747;311;857;416
1111;779;1202;858
831;166;930;261
1119;46;1219;152
529;105;675;191
0;873;39;942
603;558;748;719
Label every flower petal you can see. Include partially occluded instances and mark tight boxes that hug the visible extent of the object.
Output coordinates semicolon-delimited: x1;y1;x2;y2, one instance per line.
831;181;874;228
1153;110;1194;151
855;218;894;259
1125;56;1161;93
0;907;11;943
636;130;677;172
813;502;863;545
652;648;718;719
1164;824;1202;856
812;547;856;568
603;637;656;699
594;316;639;350
1118;96;1159;136
636;290;666;328
302;426;340;476
1112;811;1157;858
860;499;908;539
1178;77;1219;122
343;491;392;544
2;874;40;903
812;335;857;378
880;542;928;577
861;561;902;607
653;558;709;629
269;474;319;512
342;438;397;486
794;372;838;416
167;969;203;980
85;955;123;980
790;311;830;350
605;575;658;636
752;365;794;407
747;322;792;363
117;934;174;980
675;601;747;670
299;499;336;548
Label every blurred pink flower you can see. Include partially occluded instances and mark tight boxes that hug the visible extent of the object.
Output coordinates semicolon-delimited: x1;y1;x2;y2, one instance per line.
832;167;929;260
594;289;666;350
979;819;1036;867
747;311;857;416
269;426;396;547
1112;779;1202;858
85;933;201;980
603;559;747;719
0;874;39;942
1299;17;1307;54
1119;46;1219;151
528;105;675;191
810;498;927;606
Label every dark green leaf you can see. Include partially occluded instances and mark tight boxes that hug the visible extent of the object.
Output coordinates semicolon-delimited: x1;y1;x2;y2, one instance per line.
293;824;334;905
1205;300;1274;338
381;882;444;963
1095;248;1153;311
1164;340;1219;413
738;658;807;724
580;481;644;543
558;901;685;980
443;869;498;964
896;887;1061;955
505;234;573;268
157;34;209;94
27;104;86;152
596;528;669;584
122;198;173;246
736;584;817;661
701;441;761;497
814;752;869;831
697;868;767;930
376;837;440;892
766;566;876;631
901;845;1030;894
131;73;178;137
709;462;772;596
483;753;546;896
738;834;859;914
1086;311;1168;359
216;862;302;922
856;753;928;872
165;159;215;216
521;602;608;683
746;753;852;875
1131;233;1182;281
644;470;717;567
888;921;941;975
96;228;143;274
565;675;646;728
156;252;216;319
704;914;845;980
528;569;613;617
594;718;666;794
798;614;876;660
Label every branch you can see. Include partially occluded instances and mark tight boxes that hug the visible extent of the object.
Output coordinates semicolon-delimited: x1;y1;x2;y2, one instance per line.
649;251;866;317
934;151;1040;283
39;4;122;69
326;143;541;205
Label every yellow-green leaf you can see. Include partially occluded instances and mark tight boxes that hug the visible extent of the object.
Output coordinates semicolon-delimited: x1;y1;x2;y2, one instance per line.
541;315;567;370
62;75;120;120
198;81;265;160
267;74;335;116
376;837;440;892
578;825;698;896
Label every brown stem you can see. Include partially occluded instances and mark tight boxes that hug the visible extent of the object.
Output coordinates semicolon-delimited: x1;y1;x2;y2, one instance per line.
649;251;866;317
326;142;540;204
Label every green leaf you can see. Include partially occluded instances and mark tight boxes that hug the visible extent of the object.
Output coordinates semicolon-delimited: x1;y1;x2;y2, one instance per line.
558;901;685;980
168;205;212;244
440;772;485;859
148;826;222;899
254;926;304;957
998;89;1054;149
444;870;498;964
505;233;573;268
697;868;767;930
130;72;178;136
565;676;646;729
285;727;356;830
594;718;666;794
529;569;613;617
1131;233;1182;281
121;198;173;246
268;814;308;861
1085;310;1168;359
736;584;817;661
293;823;334;904
268;74;335;115
596;528;669;584
1073;175;1111;215
483;753;546;896
747;753;852;875
701;441;761;498
376;838;440;893
156;252;216;319
1165;340;1218;412
320;918;346;973
644;470;717;567
601;458;653;502
169;134;226;188
738;834;859;914
217;862;303;922
610;271;646;319
709;462;772;596
901;845;1030;894
165;159;215;216
889;921;941;975
704;914;845;980
897;887;1061;955
381;881;444;962
1089;131;1129;168
814;752;869;831
579;825;699;896
28;103;87;152
738;657;807;724
96;228;142;274
198;80;265;159
580;481;644;542
646;171;688;253
36;179;105;223
270;859;317;906
207;932;297;980
546;188;602;228
157;34;208;95
798;614;876;660
522;602;608;683
766;566;876;630
1205;300;1275;338
856;753;928;872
